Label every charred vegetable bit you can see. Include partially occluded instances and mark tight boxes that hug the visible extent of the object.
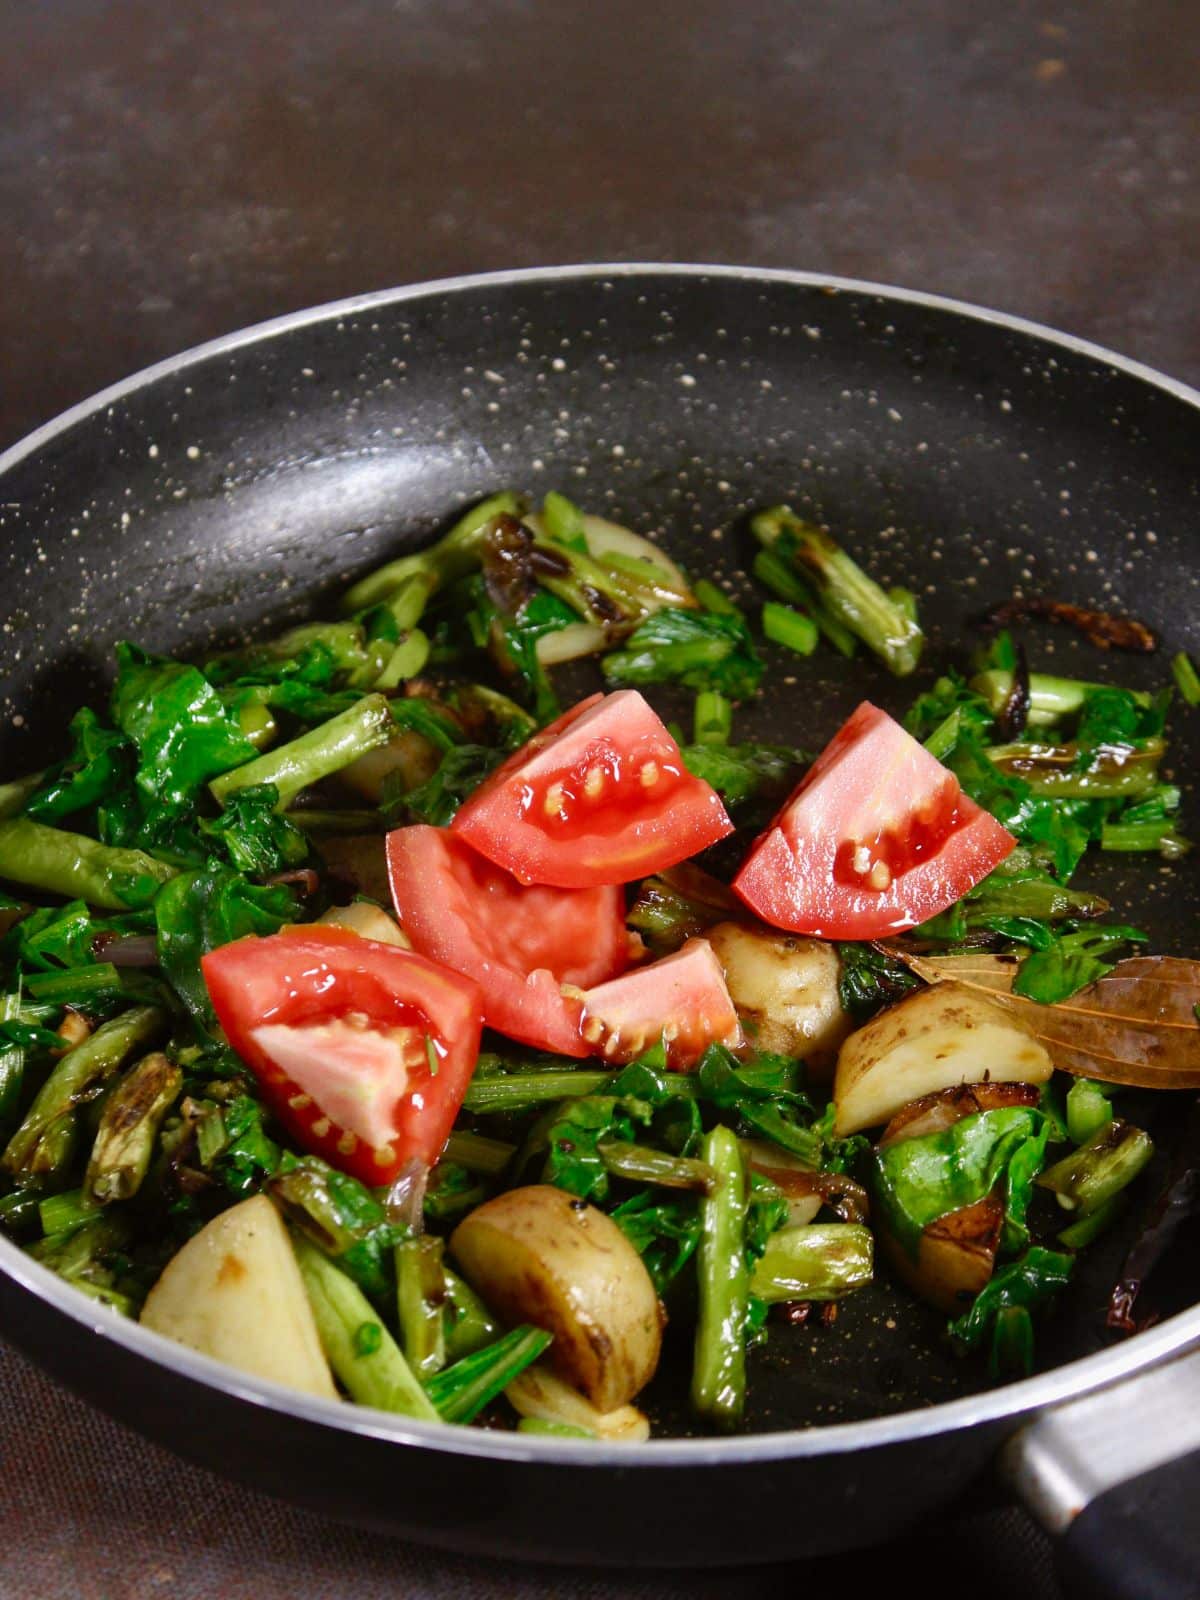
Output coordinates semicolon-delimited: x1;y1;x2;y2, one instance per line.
85;1051;182;1204
1109;1103;1200;1332
981;596;1157;653
1037;1120;1154;1217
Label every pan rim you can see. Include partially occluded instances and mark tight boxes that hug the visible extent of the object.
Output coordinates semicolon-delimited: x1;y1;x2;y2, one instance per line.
1;260;1198;1467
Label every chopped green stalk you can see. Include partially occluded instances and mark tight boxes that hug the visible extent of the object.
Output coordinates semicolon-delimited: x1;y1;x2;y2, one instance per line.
84;1051;182;1204
0;817;176;911
693;690;732;746
923;710;962;762
38;1187;97;1240
2;1006;165;1179
292;809;384;836
597;1140;717;1194
751;549;859;658
1066;1079;1116;1146
442;1266;501;1362
691;1123;749;1431
193;1101;228;1168
968;876;1110;923
31;1211;132;1279
693;580;741;617
292;1233;439;1419
443;1129;515;1176
1170;651;1200;706
541;491;588;550
888;586;919;626
374;630;430;690
210;695;393;809
532;539;685;627
761;602;819;657
423;1325;552;1425
751;506;923;676
626;870;733;954
462;1070;613;1115
0;770;47;821
1037;1120;1154;1217
395;1235;447;1380
988;1305;1035;1380
1058;1191;1127;1249
749;1222;874;1303
969;669;1152;728
341;492;526;614
986;739;1164;799
516;1418;594;1439
1101;819;1190;859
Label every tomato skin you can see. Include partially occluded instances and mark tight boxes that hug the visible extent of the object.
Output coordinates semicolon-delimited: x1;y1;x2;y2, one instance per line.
202;926;483;1181
451;690;733;888
386;825;628;1057
580;937;743;1070
733;702;1016;939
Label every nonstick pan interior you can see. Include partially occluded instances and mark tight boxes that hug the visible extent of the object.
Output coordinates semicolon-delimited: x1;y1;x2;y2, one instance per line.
0;265;1197;1438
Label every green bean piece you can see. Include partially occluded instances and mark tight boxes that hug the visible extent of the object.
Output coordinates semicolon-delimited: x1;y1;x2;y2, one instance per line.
442;1130;516;1176
693;690;732;747
395;1235;447;1380
210;695;393;809
3;1006;165;1179
84;1051;183;1204
0;817;176;911
292;1234;439;1420
597;1140;717;1194
749;1223;874;1303
341;492;526;614
1037;1120;1154;1217
423;1325;552;1425
691;1123;749;1430
761;602;819;658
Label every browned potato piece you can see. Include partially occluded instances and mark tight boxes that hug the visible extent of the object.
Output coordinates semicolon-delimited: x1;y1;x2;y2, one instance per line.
706;921;852;1073
879;1190;1004;1316
833;981;1053;1137
451;1185;663;1412
877;1082;1042;1148
505;1364;651;1441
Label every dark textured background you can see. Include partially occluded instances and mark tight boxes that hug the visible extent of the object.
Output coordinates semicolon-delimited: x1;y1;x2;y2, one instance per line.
1;0;1197;1594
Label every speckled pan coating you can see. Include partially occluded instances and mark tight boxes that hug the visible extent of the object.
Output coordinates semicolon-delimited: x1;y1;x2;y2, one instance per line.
0;266;1196;1562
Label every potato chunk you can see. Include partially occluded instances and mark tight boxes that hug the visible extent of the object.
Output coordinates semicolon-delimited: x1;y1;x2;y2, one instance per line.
451;1185;663;1412
833;980;1052;1137
140;1195;337;1400
879;1191;1004;1316
707;921;851;1070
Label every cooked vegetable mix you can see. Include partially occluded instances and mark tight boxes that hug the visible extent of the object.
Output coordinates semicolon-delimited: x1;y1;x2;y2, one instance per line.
0;489;1196;1438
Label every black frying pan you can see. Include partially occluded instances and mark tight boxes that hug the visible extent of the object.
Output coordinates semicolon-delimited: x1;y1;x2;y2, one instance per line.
0;266;1197;1596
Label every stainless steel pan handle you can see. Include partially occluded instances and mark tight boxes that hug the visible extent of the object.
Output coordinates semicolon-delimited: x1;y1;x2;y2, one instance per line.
1001;1345;1200;1599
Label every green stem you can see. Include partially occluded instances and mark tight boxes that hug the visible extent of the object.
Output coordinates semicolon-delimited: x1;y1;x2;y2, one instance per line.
442;1130;516;1176
210;695;393;809
395;1235;447;1380
293;1233;439;1419
692;690;732;746
693;580;741;618
341;492;526;614
970;669;1152;727
598;1141;717;1194
1038;1121;1154;1216
2;1006;165;1179
761;602;819;657
1172;651;1200;707
84;1051;182;1204
0;817;176;910
461;1071;614;1115
690;1123;749;1431
751;549;858;658
423;1325;552;1425
442;1266;501;1363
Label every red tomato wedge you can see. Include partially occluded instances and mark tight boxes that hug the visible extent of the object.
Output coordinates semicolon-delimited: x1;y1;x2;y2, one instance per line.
202;926;483;1183
385;825;628;1057
580;938;743;1070
451;690;733;888
733;701;1016;939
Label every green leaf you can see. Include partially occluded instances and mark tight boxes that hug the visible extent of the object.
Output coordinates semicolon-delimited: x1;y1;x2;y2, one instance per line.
602;608;764;699
948;1247;1073;1353
112;643;257;809
680;742;805;809
1013;924;1148;1004
24;709;135;826
198;784;310;875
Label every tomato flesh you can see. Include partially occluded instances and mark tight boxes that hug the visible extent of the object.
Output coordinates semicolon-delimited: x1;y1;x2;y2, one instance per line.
386;825;627;1057
733;701;1016;939
451;690;733;888
581;937;743;1070
202;926;483;1181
